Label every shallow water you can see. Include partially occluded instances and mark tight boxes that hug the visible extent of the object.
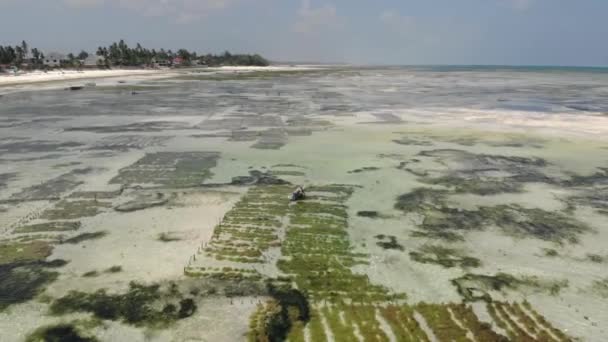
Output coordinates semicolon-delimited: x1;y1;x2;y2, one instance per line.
1;66;607;341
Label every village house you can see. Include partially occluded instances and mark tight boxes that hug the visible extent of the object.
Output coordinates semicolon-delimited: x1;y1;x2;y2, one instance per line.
43;52;67;67
82;55;105;68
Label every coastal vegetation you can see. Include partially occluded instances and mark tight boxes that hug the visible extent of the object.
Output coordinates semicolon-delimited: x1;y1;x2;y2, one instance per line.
1;39;269;71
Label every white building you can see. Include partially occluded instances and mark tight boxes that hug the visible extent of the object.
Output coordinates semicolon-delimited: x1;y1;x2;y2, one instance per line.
82;55;105;67
43;52;67;67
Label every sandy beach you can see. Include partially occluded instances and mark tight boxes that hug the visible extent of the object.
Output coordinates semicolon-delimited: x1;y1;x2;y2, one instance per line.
0;69;166;86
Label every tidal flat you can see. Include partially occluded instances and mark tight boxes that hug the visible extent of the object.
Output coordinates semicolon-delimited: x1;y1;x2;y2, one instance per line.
1;66;608;341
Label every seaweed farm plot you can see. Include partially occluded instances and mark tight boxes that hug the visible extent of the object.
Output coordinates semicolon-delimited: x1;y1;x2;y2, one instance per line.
109;152;220;188
185;184;572;341
186;184;292;280
8;168;94;201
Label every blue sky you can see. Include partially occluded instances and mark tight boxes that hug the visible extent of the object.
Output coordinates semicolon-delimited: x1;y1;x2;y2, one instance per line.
0;0;607;66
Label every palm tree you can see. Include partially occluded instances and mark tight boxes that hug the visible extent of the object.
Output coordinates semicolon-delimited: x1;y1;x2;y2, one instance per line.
21;40;29;60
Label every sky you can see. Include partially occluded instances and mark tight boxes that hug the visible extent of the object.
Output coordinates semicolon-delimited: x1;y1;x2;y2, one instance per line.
0;0;607;66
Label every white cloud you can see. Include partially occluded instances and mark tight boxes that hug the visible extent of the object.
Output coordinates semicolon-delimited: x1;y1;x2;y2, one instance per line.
63;0;243;21
293;0;343;34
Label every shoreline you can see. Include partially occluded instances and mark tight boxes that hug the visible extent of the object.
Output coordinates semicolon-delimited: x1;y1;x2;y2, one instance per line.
0;65;322;87
0;69;169;87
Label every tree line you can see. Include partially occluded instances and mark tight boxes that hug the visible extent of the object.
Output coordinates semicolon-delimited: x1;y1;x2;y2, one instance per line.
0;41;45;68
95;40;269;67
0;39;269;70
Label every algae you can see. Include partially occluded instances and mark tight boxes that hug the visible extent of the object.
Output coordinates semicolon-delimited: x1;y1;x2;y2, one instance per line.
409;244;481;268
591;278;608;298
82;271;99;278
375;235;404;251
407;149;555;195
9;168;93;201
0;259;64;310
0;241;53;265
40;200;111;220
115;192;168;212
357;211;380;218
396;188;590;243
50;281;197;327
158;232;182;242
452;273;568;302
110;152;219;187
25;323;98;342
62;231;108;244
105;266;123;273
348;167;380;174
14;221;81;234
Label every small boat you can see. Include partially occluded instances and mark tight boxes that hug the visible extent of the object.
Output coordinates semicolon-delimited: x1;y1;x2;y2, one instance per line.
68;86;84;91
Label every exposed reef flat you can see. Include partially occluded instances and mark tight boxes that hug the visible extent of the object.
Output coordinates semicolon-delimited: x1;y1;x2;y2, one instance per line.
1;66;607;341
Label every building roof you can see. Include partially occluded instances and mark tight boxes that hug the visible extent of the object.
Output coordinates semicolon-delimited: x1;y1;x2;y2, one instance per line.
83;55;104;65
44;52;67;61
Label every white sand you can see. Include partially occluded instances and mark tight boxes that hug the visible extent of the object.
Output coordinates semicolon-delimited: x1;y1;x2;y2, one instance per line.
0;69;164;86
0;65;323;87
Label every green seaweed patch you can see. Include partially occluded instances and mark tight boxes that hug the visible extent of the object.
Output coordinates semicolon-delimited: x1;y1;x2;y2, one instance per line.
105;265;123;273
50;281;197;327
0;259;65;310
9;168;92;201
394;188;449;212
227;170;291;186
52;162;83;169
269;170;306;177
590;278;608;298
40;200;111;220
374;235;404;251
451;273;522;302
421;176;523;195
396;188;590;243
69;190;122;200
586;254;605;263
348;167;380;174
480;205;590;244
14;221;81;234
410;229;465;242
110;152;219;188
62;231;108;244
82;270;99;278
158;232;182;242
26;323;98;342
564;167;608;187
409;244;481;268
452;273;568;302
0;241;53;265
565;188;608;213
114;193;168;212
392;137;433;146
409;149;555;195
357;211;380;218
248;284;310;342
543;248;559;257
